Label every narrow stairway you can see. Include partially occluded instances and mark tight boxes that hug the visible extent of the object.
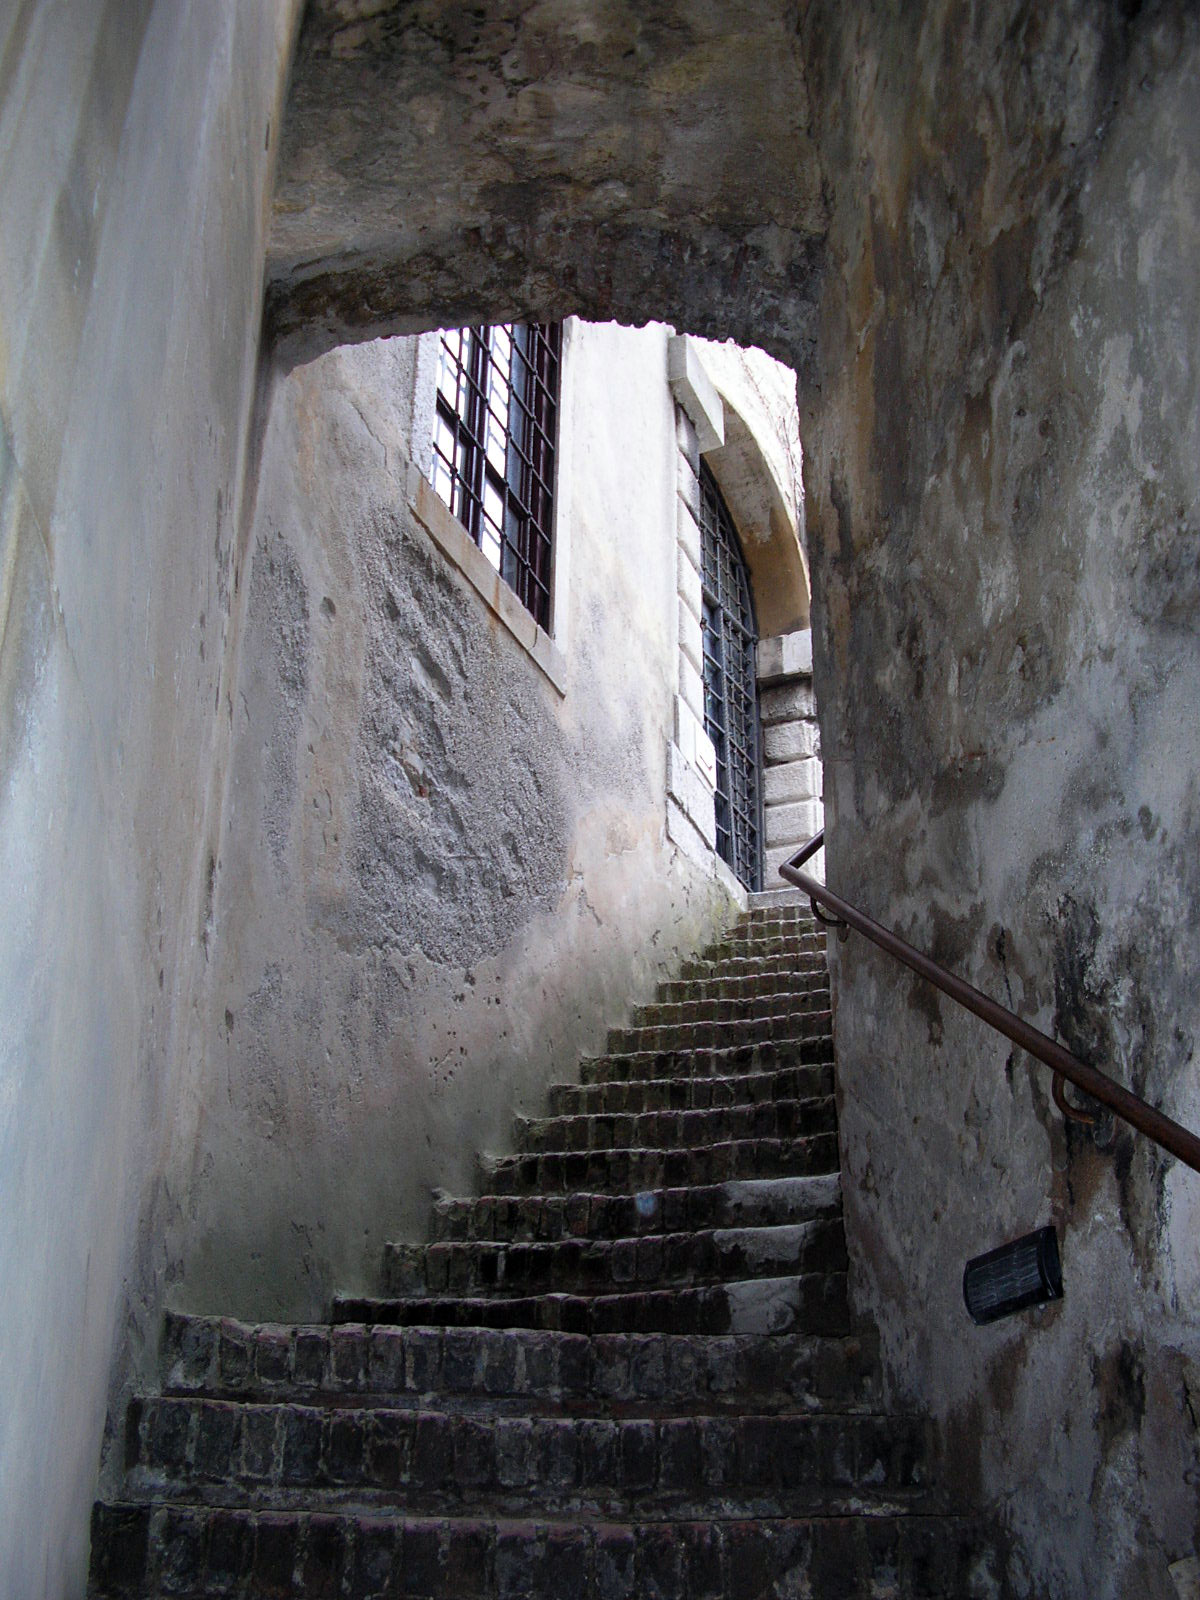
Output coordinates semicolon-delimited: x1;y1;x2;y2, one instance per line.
90;900;1003;1598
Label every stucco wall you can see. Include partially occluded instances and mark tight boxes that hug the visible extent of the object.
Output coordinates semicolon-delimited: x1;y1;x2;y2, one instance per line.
0;5;298;1595
264;2;1197;1589
180;320;746;1323
4;3;1197;1594
799;8;1200;1596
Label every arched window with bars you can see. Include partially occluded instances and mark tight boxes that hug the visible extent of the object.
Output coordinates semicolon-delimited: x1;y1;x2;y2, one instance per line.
698;460;763;891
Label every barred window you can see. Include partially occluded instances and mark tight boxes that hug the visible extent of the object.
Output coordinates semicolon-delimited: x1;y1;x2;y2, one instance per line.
699;461;763;892
431;322;562;630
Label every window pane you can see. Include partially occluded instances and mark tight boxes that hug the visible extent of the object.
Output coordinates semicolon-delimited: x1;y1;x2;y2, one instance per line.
428;322;561;629
699;462;762;891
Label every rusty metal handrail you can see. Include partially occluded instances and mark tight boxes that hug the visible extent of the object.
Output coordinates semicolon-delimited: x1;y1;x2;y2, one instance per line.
780;831;1200;1176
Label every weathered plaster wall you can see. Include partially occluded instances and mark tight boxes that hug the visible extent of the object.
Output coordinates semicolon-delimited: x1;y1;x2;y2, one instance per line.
797;7;1200;1596
181;320;741;1321
265;0;828;361
5;0;1195;1592
0;5;298;1594
260;5;1199;1589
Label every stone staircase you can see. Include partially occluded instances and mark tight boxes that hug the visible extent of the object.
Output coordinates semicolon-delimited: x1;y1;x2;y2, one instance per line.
89;900;1004;1598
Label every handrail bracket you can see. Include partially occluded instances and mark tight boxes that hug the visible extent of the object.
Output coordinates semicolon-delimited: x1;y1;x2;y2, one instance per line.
1052;1072;1100;1128
810;898;850;942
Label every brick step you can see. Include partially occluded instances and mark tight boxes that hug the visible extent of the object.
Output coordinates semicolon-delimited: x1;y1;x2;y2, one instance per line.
333;1270;850;1337
161;1317;879;1414
607;1009;833;1055
652;970;829;1005
513;1094;836;1156
382;1216;847;1298
578;1037;834;1087
90;1503;999;1600
678;951;827;982
479;1133;840;1195
546;1061;834;1117
701;934;827;963
84;884;1017;1596
732;915;819;934
630;986;830;1028
433;1172;842;1243
121;1397;931;1519
694;940;825;966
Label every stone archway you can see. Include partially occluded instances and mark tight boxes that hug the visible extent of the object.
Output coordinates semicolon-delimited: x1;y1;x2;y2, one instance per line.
6;6;1195;1594
264;2;827;363
251;9;1200;1594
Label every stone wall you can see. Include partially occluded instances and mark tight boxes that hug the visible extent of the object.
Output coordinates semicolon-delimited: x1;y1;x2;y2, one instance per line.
797;7;1200;1596
758;629;823;890
3;4;1197;1593
260;3;1200;1588
0;4;299;1595
178;320;788;1325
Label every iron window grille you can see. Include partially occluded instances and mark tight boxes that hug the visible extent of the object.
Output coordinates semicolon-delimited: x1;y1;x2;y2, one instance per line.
431;322;562;630
699;461;763;892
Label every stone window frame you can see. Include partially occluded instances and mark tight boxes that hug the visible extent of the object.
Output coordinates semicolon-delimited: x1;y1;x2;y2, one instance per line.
665;333;740;894
665;334;823;895
698;457;765;891
429;323;560;628
408;321;577;696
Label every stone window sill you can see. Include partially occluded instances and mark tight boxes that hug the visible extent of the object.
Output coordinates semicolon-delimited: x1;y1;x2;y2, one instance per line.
407;465;567;696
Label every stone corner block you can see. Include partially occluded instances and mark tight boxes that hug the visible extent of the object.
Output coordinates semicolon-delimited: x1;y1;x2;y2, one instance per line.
763;756;822;806
667;741;716;849
763;717;820;764
674;697;717;789
667;795;714;867
667;334;724;454
759;678;817;726
763;836;825;891
758;627;813;685
765;797;824;848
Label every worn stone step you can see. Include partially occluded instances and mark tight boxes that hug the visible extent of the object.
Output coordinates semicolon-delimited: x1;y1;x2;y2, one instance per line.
578;1036;834;1087
652;970;829;1005
160;1316;879;1414
90;1503;1000;1600
479;1132;840;1196
432;1172;843;1243
514;1094;837;1156
607;1008;833;1055
630;986;830;1029
333;1270;850;1337
739;908;812;934
719;913;821;936
383;1216;847;1299
679;946;827;977
86;872;1014;1599
123;1396;929;1518
546;1061;834;1117
702;933;827;963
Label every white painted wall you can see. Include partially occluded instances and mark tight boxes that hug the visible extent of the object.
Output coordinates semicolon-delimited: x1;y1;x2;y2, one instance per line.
179;319;805;1321
0;13;806;1579
0;6;298;1594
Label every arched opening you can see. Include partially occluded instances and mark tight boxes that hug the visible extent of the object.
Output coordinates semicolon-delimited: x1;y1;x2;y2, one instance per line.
3;10;1188;1594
